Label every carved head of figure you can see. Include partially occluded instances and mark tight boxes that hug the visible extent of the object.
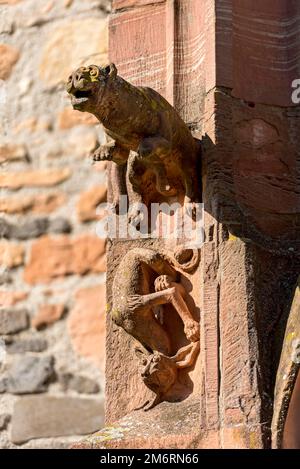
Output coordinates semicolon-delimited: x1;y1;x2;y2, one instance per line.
66;63;117;113
136;348;177;396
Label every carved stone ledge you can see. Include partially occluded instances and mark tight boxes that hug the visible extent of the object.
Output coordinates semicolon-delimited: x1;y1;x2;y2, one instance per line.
72;397;263;450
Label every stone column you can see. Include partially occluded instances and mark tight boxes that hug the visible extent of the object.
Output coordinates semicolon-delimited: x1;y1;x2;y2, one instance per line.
75;0;300;449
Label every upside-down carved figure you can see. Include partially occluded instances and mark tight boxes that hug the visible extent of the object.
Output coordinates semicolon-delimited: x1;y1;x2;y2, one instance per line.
66;63;201;218
111;247;200;410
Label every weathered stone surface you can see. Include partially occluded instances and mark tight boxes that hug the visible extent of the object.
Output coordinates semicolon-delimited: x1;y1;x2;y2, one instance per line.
104;0;299;450
0;414;10;431
109;0;208;121
208;90;300;248
42;128;98;160
6;338;48;354
230;2;300;106
0;0;22;4
0;272;12;285
68;285;106;368
0;218;47;239
0;241;24;268
57;107;98;129
39;18;108;86
73;398;202;449
0;143;27;163
0;217;71;240
272;276;300;448
58;373;100;394
12;117;51;135
32;304;65;329
0;308;29;334
6;355;54;394
93;161;107;172
0;168;71;189
65;127;98;158
0;291;28;307
24;235;106;284
113;0;165;9
0;379;7;393
77;185;107;222
0;43;19;80
48;217;72;234
11;395;104;444
0;192;66;215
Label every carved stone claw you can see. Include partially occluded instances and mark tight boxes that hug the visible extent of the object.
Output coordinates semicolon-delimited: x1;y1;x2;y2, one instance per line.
93;144;114;162
184;319;200;342
172;341;200;369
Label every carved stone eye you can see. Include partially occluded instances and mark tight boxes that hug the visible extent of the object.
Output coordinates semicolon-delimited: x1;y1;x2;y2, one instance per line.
142;358;148;366
89;67;99;78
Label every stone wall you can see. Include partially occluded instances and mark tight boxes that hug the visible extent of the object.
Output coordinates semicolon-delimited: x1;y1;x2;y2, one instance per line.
0;0;110;448
101;0;300;449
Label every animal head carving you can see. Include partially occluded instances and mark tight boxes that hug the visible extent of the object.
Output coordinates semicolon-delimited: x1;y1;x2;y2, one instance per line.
66;63;118;112
135;348;177;396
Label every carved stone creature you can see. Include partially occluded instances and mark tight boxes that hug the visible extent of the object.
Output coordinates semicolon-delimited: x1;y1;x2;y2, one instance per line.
111;247;200;409
66;64;201;217
135;342;200;411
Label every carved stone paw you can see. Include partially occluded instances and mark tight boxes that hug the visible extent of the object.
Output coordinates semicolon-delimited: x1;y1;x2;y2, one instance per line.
93;144;114;162
184;319;199;342
154;275;173;292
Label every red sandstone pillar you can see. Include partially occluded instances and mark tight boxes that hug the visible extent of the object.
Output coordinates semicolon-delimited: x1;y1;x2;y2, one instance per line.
95;0;300;449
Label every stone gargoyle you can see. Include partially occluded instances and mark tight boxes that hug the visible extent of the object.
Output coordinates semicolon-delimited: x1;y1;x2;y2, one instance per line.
110;246;200;410
66;64;201;220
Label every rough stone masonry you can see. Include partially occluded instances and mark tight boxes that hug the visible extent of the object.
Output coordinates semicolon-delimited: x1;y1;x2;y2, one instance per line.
0;0;110;448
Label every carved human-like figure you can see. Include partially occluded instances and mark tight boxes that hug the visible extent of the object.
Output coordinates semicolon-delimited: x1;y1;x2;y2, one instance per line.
66;64;201;218
111;247;200;410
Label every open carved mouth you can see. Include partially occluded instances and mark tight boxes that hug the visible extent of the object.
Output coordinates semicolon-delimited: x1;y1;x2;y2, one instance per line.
73;89;92;99
70;88;93;105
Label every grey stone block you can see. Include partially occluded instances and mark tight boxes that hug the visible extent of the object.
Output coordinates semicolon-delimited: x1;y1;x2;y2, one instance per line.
58;373;100;394
6;338;48;354
7;355;54;394
0;308;29;334
11;396;104;444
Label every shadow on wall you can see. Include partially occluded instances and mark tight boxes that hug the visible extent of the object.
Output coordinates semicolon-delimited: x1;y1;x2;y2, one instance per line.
202;88;300;445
